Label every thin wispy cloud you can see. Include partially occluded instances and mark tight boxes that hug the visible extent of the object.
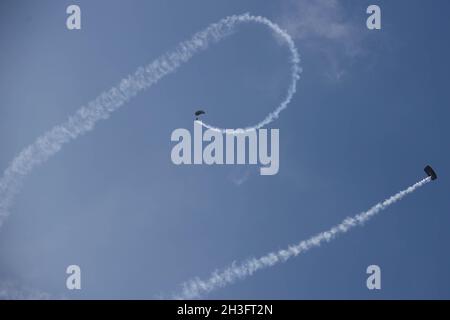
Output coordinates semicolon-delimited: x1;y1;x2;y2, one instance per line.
228;167;254;186
279;0;368;80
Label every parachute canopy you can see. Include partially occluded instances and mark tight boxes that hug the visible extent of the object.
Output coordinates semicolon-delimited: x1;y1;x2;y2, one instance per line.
424;165;437;180
195;110;205;120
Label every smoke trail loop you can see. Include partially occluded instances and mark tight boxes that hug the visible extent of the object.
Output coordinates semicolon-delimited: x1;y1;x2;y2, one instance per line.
0;14;301;225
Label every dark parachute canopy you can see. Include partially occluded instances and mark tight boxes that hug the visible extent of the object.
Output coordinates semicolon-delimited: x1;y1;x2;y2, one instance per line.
424;165;437;180
195;110;205;120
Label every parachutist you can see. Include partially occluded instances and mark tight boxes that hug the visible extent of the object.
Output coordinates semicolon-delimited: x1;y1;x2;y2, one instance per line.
424;165;437;180
195;110;205;121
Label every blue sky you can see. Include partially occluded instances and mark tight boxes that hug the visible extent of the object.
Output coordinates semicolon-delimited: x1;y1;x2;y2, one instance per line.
0;0;449;299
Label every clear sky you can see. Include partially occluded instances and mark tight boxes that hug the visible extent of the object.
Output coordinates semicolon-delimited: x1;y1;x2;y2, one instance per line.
0;0;449;299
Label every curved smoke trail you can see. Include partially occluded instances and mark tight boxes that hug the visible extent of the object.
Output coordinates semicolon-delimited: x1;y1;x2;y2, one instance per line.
0;14;301;226
174;177;431;299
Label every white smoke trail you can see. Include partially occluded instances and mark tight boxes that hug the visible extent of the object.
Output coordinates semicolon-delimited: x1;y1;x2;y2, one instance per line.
0;281;52;300
175;177;431;299
199;16;301;133
0;14;301;226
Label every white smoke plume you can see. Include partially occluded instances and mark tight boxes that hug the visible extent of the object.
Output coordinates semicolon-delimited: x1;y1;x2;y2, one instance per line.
0;281;52;300
0;14;300;226
175;177;431;299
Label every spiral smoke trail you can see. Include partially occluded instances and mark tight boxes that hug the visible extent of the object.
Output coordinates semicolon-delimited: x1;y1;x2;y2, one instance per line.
175;177;431;299
0;14;301;226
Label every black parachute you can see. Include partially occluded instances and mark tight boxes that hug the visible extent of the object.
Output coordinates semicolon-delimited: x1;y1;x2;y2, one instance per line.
424;165;437;180
195;110;205;120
